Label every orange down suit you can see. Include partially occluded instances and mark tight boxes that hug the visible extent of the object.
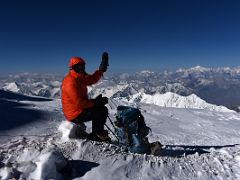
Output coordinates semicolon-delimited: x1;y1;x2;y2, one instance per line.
61;70;103;121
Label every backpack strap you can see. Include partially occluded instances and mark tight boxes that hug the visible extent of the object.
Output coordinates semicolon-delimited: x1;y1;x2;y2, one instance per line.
124;125;132;146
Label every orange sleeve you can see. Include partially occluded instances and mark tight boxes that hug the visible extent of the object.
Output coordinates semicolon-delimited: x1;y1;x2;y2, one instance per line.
84;70;103;86
65;79;94;109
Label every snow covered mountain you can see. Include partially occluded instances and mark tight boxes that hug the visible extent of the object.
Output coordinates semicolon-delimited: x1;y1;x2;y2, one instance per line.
2;81;61;98
0;90;240;179
2;78;232;113
121;92;234;112
93;66;240;111
0;73;62;98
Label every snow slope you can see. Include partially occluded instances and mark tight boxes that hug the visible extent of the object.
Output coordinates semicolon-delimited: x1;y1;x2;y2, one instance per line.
122;92;234;112
0;90;240;179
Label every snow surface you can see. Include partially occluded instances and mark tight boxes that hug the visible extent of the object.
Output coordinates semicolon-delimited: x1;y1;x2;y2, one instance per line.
0;90;240;179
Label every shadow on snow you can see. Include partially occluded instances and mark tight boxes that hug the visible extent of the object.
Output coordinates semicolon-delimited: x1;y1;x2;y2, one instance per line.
0;90;52;131
61;160;99;179
159;144;239;157
0;90;52;102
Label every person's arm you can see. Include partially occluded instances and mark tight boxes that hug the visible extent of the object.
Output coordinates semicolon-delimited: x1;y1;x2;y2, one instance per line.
85;52;109;85
84;70;103;86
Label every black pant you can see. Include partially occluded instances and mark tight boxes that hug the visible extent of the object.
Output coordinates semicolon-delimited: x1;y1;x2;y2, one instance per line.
72;106;108;134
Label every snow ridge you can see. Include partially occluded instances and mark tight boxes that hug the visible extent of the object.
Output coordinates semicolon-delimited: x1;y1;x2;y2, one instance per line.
126;92;234;112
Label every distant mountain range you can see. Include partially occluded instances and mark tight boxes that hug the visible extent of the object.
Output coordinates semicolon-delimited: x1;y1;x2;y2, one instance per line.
0;73;62;98
1;66;240;112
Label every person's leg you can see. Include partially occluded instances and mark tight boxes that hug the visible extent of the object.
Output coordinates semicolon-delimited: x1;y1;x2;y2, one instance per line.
91;106;108;134
72;106;110;142
72;106;108;134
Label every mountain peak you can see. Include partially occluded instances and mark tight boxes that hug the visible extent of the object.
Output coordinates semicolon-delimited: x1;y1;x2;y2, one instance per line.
3;82;20;93
139;70;155;74
190;65;209;71
177;66;210;73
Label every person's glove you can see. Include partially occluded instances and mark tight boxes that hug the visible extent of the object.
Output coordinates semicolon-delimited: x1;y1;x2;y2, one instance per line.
99;96;108;106
92;94;108;106
99;52;109;72
95;94;103;103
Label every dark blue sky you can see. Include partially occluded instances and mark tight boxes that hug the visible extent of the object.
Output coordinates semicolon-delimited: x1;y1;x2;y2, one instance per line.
0;0;240;74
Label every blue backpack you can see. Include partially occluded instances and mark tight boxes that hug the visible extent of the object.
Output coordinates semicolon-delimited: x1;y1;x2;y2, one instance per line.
114;106;151;154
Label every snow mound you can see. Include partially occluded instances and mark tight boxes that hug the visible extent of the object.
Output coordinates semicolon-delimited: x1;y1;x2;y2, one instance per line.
0;166;20;180
127;92;234;112
58;121;76;141
29;148;68;180
58;121;86;142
